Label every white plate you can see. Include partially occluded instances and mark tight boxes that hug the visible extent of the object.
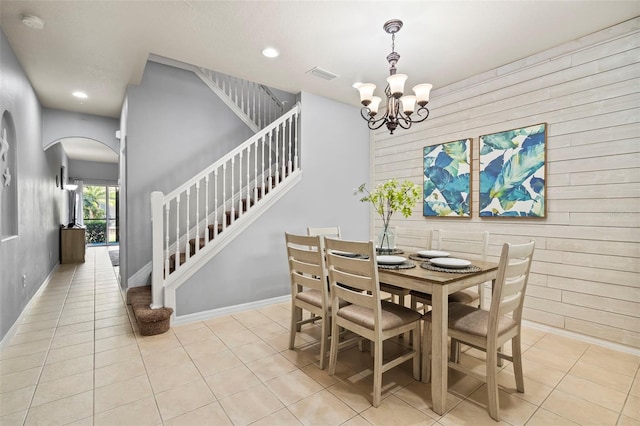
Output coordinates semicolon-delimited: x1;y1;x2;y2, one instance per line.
430;258;471;269
416;250;450;258
333;250;358;257
376;255;406;265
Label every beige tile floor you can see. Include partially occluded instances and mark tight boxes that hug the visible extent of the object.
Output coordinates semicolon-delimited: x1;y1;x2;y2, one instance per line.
1;246;639;426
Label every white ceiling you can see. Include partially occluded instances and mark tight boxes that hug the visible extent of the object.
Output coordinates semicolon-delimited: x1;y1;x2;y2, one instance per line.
2;1;639;162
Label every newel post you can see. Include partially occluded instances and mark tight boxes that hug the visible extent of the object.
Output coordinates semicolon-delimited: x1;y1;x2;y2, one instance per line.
150;191;165;309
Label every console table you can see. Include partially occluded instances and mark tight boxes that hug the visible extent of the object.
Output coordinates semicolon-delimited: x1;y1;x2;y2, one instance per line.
60;227;86;263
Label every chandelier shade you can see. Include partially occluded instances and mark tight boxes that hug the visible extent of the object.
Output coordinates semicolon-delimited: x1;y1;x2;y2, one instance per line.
356;19;432;135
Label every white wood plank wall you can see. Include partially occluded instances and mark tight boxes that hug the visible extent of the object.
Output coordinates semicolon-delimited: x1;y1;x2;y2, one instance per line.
369;18;640;348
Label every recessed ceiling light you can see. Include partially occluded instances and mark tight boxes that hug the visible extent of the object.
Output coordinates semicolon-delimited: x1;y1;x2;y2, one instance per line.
21;14;45;30
262;47;279;58
72;91;88;99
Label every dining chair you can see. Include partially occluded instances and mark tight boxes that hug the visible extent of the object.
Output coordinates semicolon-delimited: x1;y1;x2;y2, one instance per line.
285;232;333;369
421;240;535;421
380;226;432;306
325;237;421;407
410;229;490;311
307;226;342;239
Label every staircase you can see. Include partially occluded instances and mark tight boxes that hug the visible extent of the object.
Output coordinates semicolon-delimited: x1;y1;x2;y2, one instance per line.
149;68;301;315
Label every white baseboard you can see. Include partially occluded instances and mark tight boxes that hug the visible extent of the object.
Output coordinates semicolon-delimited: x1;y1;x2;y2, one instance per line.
522;319;640;356
172;295;290;325
0;263;59;349
128;262;152;288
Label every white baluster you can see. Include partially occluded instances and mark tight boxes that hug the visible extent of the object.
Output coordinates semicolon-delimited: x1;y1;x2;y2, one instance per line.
246;145;251;212
195;181;200;255
294;110;299;170
214;169;218;238
268;130;272;189
205;175;209;244
260;135;265;197
280;123;286;180
254;140;258;205
287;118;292;175
185;187;191;260
230;157;235;224
175;195;180;270
238;151;243;218
164;203;170;276
222;163;227;231
274;125;280;185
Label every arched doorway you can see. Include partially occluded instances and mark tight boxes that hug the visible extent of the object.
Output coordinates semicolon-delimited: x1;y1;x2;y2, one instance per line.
45;137;119;246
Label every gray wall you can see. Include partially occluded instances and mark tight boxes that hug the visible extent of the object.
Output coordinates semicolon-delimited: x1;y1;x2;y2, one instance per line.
175;91;370;315
0;29;63;340
126;61;256;279
68;159;119;183
42;108;119;152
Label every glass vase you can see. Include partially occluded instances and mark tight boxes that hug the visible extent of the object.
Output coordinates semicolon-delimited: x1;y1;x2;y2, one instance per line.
377;226;395;254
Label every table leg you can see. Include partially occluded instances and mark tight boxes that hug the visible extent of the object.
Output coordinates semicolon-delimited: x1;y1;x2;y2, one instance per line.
431;286;448;415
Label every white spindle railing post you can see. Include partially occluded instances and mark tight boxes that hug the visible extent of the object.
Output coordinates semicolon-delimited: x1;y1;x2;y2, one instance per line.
175;195;181;270
222;163;227;231
260;137;265;197
164;203;170;276
254;140;258;205
204;176;209;243
287;119;292;175
185;188;191;260
195;182;200;254
214;170;219;238
238;151;243;218
274;125;280;184
230;158;235;224
150;191;165;309
268;131;272;189
246;146;251;211
294;110;299;170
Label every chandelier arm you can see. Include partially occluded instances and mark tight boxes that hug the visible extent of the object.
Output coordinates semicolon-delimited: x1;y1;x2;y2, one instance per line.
368;118;390;131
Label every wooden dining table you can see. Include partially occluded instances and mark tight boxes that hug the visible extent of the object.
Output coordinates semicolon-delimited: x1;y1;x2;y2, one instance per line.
377;256;499;416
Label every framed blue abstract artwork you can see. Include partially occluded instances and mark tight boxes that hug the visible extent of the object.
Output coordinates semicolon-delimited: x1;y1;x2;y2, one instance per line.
479;123;547;217
423;138;472;217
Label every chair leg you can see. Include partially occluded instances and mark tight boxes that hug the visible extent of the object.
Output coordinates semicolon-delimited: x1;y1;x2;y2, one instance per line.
421;321;432;383
319;313;329;370
289;304;299;349
512;335;525;393
486;345;500;421
449;338;460;363
328;314;340;375
373;340;383;407
412;322;421;381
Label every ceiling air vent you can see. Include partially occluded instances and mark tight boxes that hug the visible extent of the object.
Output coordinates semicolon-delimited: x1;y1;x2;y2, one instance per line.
306;67;340;81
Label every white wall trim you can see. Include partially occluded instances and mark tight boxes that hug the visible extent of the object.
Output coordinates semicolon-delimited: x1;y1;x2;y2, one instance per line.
128;262;152;288
172;295;289;325
0;263;59;349
522;320;640;357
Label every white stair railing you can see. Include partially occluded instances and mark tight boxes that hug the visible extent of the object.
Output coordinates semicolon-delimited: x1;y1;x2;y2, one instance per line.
150;103;300;309
200;68;286;131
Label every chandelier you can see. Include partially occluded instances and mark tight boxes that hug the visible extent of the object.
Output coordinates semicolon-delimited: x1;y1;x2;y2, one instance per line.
356;19;432;135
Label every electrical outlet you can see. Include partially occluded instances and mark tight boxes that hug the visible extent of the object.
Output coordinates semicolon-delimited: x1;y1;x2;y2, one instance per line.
22;274;26;288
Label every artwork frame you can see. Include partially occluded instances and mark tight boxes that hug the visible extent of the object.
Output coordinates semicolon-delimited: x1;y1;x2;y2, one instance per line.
479;123;547;218
423;138;472;217
60;165;66;190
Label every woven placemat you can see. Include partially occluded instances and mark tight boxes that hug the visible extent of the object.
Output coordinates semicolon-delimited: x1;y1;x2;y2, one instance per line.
376;248;404;255
378;261;416;270
420;262;481;273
